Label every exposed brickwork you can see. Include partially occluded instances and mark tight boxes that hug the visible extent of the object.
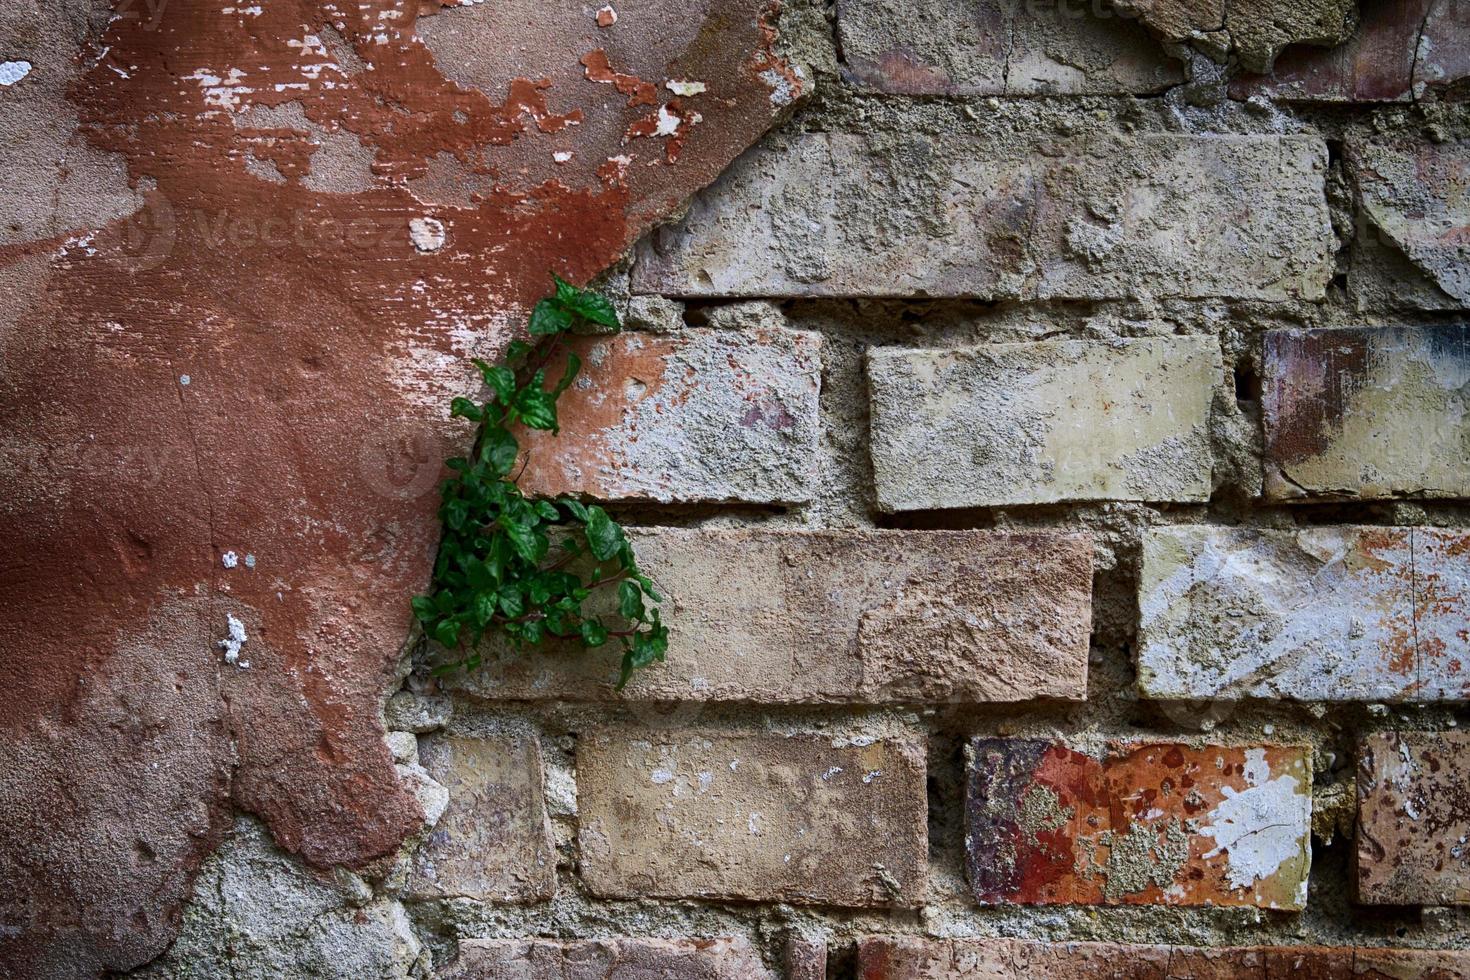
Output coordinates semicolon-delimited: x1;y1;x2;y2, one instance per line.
578;727;927;907
836;0;1183;96
444;937;779;979
454;528;1092;703
856;937;1470;978
1231;0;1470;103
1138;526;1470;702
632;133;1333;301
868;337;1220;510
966;740;1312;908
1358;731;1470;906
517;328;822;504
1264;326;1470;501
405;733;555;902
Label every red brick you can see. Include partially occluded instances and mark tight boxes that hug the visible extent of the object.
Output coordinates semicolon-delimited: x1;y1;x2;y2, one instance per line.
444;937;778;979
966;740;1312;909
1357;731;1470;906
857;938;1470;980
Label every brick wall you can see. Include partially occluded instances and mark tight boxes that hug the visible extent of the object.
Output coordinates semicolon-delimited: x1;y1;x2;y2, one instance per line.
392;3;1470;978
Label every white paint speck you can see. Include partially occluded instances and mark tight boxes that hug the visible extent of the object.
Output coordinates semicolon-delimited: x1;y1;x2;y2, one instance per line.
409;216;446;253
863;770;881;784
0;61;33;86
552;151;573;164
650;767;676;785
218;613;249;668
665;79;706;97
747;812;762;835
243;553;256;569
653;105;682;137
221;551;239;569
179;374;191;386
821;767;843;780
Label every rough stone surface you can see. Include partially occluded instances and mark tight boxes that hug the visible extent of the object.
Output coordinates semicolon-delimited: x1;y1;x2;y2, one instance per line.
868;337;1220;510
966;739;1313;908
1138;526;1470;702
633;132;1332;301
856;936;1470;978
442;937;778;979
0;0;804;972
836;0;1184;96
383;691;453;734
1108;0;1357;73
132;818;423;980
451;528;1093;703
578;727;928;907
1230;0;1470;102
517;328;822;504
1349;137;1470;306
1358;730;1470;906
1263;326;1470;501
405;733;555;903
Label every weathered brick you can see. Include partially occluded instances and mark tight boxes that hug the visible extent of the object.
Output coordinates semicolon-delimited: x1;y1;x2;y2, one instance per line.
1137;526;1470;702
516;327;821;504
868;337;1219;510
965;739;1312;908
836;0;1183;96
578;727;927;907
444;937;778;979
1109;0;1355;74
632;133;1332;301
1264;326;1470;501
856;937;1470;979
1230;0;1470;103
787;933;828;980
453;527;1092;703
405;733;555;902
1349;138;1470;307
1358;731;1470;906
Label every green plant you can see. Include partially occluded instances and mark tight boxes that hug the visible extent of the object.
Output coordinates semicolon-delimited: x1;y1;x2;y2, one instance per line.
412;276;667;688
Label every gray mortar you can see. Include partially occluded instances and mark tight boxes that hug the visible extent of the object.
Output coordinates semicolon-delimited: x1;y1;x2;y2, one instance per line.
130;0;1470;976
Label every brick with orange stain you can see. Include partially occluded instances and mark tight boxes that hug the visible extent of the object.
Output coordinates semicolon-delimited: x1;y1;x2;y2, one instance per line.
966;740;1312;909
1139;526;1470;703
516;327;821;504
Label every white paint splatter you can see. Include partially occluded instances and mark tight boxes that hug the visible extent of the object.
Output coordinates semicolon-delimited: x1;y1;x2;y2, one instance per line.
221;551;239;569
1199;749;1308;892
552;151;573;164
653;105;682;137
409;216;446;253
650;767;675;785
218;614;250;668
665;79;706;97
0;61;32;86
179;374;191;386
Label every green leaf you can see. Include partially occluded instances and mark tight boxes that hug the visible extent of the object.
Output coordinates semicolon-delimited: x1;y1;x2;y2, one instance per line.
516;387;558;431
485;364;516;404
450;397;483;421
479;426;519;476
473;591;497;628
433;618;461;649
618;579;643;619
560;498;589;522
579;619;610;647
534;500;560;522
552;352;582;398
529;298;573;336
502;516;548;564
569;290;619;329
411;595;436;623
552;273;579;305
584;506;624;561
